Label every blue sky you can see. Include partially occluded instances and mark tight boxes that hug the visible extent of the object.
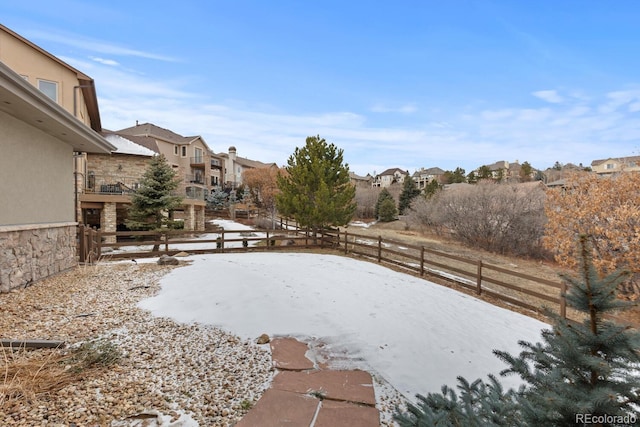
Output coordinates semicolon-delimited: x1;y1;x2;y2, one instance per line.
2;1;640;175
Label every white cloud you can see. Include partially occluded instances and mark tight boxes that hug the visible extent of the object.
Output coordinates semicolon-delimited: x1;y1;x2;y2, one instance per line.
532;90;564;104
68;56;640;175
90;56;119;66
27;29;178;62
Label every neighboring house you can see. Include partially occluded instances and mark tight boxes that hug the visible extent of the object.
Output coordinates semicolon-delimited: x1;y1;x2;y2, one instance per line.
591;156;640;175
412;167;445;188
78;134;155;242
485;160;509;180
115;122;224;231
0;62;114;292
372;168;409;188
217;146;278;189
0;24;101;132
349;172;373;188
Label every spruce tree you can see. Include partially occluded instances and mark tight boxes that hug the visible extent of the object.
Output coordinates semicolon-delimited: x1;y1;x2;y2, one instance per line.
374;188;394;220
276;135;356;233
126;154;182;231
378;198;398;222
398;177;421;215
496;236;640;426
206;187;227;210
395;236;640;426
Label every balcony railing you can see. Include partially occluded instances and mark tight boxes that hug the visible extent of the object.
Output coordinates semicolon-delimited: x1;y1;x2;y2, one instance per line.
190;156;205;168
184;186;206;200
185;174;205;185
85;174;141;195
86;174;206;200
211;158;222;168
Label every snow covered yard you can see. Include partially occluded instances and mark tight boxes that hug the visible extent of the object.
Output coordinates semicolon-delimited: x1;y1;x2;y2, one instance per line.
138;251;548;401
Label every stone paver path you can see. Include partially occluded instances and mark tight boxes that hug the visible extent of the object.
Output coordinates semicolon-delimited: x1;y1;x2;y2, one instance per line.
236;337;380;427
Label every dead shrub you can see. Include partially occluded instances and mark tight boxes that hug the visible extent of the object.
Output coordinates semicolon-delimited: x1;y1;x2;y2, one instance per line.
1;339;121;412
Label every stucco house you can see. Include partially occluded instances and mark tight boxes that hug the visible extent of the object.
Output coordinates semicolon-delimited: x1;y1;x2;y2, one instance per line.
217;146;278;189
114;122;224;231
372;168;409;188
78;133;156;242
591;156;640;176
412;167;445;188
0;24;101;132
349;172;373;188
0;62;114;292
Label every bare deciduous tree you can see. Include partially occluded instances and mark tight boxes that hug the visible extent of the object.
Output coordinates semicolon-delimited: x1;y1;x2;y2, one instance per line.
408;181;547;257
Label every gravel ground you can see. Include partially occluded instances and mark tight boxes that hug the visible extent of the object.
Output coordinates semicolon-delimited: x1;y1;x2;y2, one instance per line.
0;262;273;426
1;260;408;426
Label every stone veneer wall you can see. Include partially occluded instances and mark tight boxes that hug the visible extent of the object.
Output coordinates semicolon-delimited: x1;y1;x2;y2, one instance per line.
0;223;76;293
86;153;150;180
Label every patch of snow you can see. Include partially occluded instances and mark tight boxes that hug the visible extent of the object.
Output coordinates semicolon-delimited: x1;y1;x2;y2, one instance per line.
110;409;198;427
105;134;156;156
349;221;376;228
139;252;548;401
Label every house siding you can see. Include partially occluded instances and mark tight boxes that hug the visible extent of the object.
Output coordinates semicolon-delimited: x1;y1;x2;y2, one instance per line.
0;110;74;225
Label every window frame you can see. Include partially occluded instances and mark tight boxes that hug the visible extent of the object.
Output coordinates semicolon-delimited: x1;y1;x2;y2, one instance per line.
37;79;58;102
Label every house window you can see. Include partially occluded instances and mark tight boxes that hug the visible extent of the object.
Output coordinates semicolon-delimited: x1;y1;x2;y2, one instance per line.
605;163;615;170
181;146;187;157
195;147;203;163
174;146;178;155
37;79;58;102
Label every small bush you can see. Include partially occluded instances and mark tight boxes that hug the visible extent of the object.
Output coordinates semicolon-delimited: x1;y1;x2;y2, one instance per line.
70;339;121;371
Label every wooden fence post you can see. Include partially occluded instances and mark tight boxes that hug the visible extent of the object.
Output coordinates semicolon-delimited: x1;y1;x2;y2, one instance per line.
78;224;85;263
164;231;169;252
420;246;425;276
476;259;483;295
266;231;270;251
95;229;102;262
344;230;348;254
560;281;567;319
377;236;382;263
221;230;225;253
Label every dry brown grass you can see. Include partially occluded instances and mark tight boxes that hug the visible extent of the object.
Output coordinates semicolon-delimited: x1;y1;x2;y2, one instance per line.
0;340;120;414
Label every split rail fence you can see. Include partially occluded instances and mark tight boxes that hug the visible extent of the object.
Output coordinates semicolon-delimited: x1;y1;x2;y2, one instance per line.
77;222;328;262
323;228;569;321
78;222;570;321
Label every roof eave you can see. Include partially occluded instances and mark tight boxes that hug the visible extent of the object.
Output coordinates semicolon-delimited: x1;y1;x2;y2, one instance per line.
0;62;114;153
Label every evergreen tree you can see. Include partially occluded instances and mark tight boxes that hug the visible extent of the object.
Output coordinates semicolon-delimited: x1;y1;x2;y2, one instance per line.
423;180;441;199
126;154;182;231
398;177;421;215
242;186;251;204
519;161;533;182
443;167;467;184
497;236;640;426
276;135;356;232
395;236;640;426
206;187;227;210
374;188;394;220
477;165;492;180
378;198;398;222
